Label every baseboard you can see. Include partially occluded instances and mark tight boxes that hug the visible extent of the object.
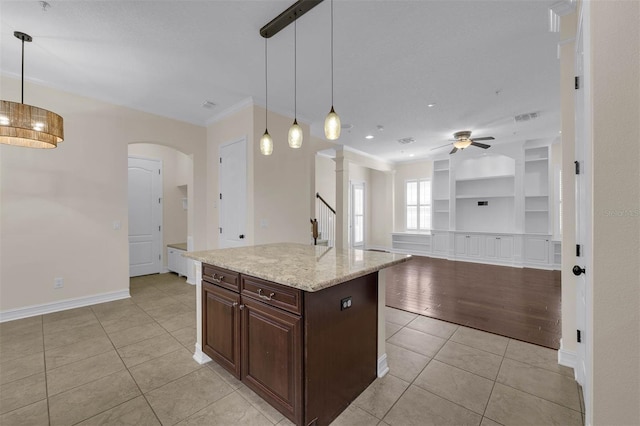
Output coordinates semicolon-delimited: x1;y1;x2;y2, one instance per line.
366;245;392;253
193;343;213;365
377;353;389;378
0;290;130;323
558;339;577;373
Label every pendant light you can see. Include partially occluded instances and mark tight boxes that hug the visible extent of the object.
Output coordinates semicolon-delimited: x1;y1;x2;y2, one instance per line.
260;38;274;156
324;0;340;141
0;32;64;149
288;19;303;149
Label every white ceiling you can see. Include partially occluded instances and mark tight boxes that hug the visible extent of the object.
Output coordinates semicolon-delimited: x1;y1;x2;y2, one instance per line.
0;0;562;162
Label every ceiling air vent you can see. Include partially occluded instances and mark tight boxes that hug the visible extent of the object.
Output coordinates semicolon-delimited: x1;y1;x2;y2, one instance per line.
397;137;415;145
514;112;540;123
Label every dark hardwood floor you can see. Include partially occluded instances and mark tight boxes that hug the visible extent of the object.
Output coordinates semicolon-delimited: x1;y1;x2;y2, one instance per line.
385;256;562;349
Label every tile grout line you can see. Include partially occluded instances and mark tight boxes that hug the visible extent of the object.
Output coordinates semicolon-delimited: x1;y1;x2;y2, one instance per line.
385;309;581;424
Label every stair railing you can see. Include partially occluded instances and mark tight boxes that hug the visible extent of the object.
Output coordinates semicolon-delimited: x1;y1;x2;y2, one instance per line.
313;192;336;247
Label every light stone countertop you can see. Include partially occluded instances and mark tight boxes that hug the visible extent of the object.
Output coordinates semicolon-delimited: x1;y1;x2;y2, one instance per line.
185;242;411;292
167;242;187;251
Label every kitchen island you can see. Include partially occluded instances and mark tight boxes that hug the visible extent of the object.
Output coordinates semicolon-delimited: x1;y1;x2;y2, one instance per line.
185;243;410;426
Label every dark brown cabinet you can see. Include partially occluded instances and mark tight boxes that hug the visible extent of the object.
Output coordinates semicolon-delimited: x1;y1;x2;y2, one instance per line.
242;297;302;422
202;263;378;426
202;281;241;378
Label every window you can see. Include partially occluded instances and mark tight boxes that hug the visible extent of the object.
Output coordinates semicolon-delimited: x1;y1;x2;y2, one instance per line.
406;179;431;231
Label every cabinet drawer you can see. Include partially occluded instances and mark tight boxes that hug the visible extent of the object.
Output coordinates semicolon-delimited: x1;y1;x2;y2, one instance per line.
203;264;240;293
241;276;302;315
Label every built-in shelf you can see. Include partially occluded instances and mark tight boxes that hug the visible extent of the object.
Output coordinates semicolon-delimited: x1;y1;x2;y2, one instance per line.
455;174;515;182
434;210;449;213
525;157;549;163
525;209;549;213
524;147;549;162
456;194;515;199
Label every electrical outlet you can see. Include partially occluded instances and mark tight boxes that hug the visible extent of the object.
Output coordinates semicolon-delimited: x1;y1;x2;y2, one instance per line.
54;277;64;289
340;296;352;311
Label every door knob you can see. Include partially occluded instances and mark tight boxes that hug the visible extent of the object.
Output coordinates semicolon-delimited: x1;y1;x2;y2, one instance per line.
572;265;586;276
239;234;245;239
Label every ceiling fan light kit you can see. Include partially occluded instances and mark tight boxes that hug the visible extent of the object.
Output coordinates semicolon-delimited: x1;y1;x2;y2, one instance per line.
0;32;64;149
448;130;494;154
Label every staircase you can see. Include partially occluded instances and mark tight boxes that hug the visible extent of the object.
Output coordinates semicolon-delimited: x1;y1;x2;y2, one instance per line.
312;192;335;247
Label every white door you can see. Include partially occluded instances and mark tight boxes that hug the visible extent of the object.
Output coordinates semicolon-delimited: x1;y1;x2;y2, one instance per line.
219;138;247;248
351;182;365;248
128;157;162;277
574;6;592;414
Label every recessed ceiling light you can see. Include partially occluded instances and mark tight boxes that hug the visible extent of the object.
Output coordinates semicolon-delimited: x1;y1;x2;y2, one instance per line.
427;103;436;108
558;130;562;134
409;153;415;157
202;100;216;109
365;135;374;140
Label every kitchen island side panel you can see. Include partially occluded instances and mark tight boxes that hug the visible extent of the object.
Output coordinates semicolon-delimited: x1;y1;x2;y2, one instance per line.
304;272;378;426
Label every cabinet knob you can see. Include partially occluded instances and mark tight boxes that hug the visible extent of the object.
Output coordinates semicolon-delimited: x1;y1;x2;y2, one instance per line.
239;304;245;310
239;234;245;239
232;302;238;307
572;265;586;276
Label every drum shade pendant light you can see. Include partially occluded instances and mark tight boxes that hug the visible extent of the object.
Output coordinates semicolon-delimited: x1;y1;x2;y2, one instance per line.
324;0;340;141
0;31;64;149
288;19;303;149
260;38;274;156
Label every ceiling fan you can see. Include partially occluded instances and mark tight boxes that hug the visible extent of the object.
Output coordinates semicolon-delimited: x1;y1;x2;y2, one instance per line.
432;131;495;155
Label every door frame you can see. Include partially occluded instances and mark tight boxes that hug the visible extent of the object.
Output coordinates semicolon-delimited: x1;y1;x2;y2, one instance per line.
127;155;163;277
350;181;365;248
574;2;593;422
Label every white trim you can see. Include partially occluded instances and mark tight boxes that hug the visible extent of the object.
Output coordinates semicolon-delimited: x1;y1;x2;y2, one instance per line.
377;353;389;378
0;290;130;323
366;245;391;253
193;343;213;365
206;97;254;126
558;339;577;377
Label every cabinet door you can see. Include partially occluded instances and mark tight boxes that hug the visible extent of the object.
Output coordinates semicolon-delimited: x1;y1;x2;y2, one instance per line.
202;283;241;379
498;236;514;260
241;297;302;425
485;237;498;259
467;235;481;257
432;232;449;254
525;236;550;264
168;248;178;273
454;234;467;256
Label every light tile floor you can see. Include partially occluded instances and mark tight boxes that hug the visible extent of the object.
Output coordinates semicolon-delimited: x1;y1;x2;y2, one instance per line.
0;274;584;425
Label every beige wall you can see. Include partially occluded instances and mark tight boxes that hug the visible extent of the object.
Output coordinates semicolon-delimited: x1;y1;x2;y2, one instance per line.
252;107;313;245
127;143;192;268
0;77;206;313
369;169;394;249
589;1;640;423
394;159;433;231
206;105;254;249
315;154;336;209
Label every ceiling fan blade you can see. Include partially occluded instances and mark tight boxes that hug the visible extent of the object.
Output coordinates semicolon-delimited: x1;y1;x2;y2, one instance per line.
449;147;458;154
431;142;453;151
471;142;491;149
470;136;495;141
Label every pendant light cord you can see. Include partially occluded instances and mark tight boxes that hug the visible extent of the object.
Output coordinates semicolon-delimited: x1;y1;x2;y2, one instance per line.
330;0;334;106
294;18;297;119
264;37;268;127
20;36;25;104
